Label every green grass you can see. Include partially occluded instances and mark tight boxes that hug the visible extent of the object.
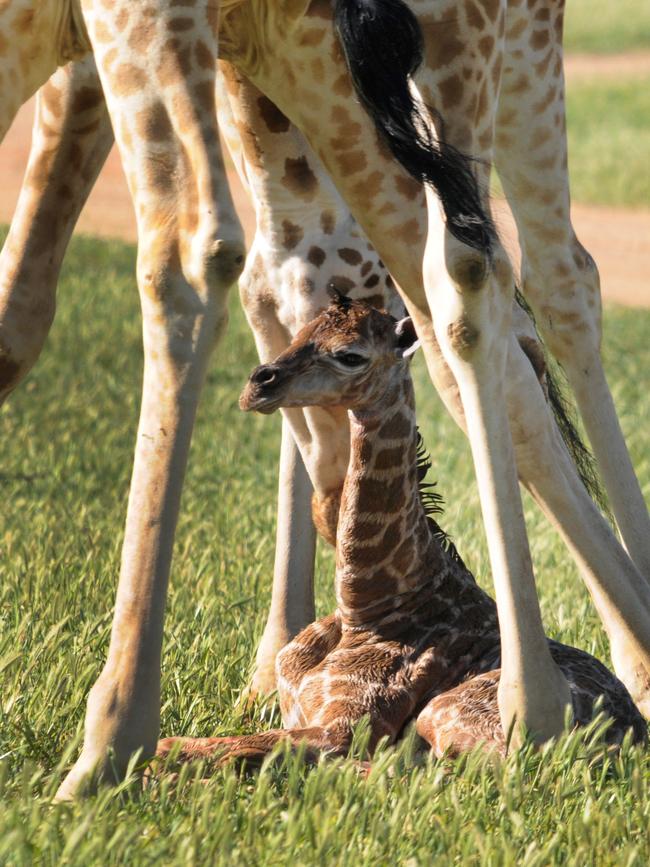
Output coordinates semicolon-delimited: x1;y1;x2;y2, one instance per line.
564;0;650;54
492;75;650;207
566;76;650;207
0;234;649;865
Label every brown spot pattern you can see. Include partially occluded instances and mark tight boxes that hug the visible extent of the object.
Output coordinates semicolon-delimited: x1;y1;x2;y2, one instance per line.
282;220;304;250
307;246;326;267
281;157;318;201
320;212;336;235
337;248;363;266
257;95;291;133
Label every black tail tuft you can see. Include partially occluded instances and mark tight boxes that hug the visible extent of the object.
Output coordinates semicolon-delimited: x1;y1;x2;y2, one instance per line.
334;0;496;254
514;289;611;518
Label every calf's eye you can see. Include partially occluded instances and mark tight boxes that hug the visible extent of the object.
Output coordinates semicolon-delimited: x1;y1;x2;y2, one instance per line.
334;352;367;367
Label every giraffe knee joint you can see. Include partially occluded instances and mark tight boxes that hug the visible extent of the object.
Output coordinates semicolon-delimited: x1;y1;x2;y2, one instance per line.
0;349;23;394
140;235;245;305
447;315;481;359
571;242;599;283
523;244;602;365
0;311;53;395
447;249;490;294
203;238;246;292
245;291;277;334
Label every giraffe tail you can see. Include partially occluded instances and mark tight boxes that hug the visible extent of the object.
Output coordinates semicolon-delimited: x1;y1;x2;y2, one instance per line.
333;0;495;254
514;289;611;518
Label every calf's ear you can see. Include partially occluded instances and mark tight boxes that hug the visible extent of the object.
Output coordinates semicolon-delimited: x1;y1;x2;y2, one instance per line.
394;317;421;358
326;281;353;309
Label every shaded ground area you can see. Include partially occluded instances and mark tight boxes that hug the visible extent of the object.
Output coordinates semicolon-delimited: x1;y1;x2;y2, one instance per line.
1;55;648;307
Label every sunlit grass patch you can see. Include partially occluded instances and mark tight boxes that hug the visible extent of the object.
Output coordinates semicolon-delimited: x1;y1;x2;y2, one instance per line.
492;75;650;208
566;75;650;207
564;0;650;54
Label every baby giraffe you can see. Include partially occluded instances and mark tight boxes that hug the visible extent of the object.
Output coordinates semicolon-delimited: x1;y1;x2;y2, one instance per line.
156;296;645;768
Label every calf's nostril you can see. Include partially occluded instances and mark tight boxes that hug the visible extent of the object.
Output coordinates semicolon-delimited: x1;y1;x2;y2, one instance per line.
251;364;278;386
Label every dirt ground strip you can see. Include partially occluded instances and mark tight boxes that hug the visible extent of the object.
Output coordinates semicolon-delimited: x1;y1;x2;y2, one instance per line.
1;53;648;308
563;50;650;80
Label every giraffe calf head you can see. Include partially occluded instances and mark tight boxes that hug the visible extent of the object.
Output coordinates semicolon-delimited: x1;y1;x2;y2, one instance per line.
239;291;420;415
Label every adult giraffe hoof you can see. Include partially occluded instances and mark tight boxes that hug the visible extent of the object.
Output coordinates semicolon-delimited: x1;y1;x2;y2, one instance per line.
54;756;148;801
54;753;104;802
53;743;150;801
626;678;650;721
238;664;279;711
243;634;286;705
609;646;650;721
250;664;278;698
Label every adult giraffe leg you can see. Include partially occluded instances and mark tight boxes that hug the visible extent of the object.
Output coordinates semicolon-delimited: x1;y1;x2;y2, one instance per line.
412;0;647;735
217;66;402;694
495;0;650;578
420;195;572;744
489;0;650;707
216;72;318;696
249;421;317;696
0;58;112;401
493;321;650;713
56;1;245;799
426;301;650;714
